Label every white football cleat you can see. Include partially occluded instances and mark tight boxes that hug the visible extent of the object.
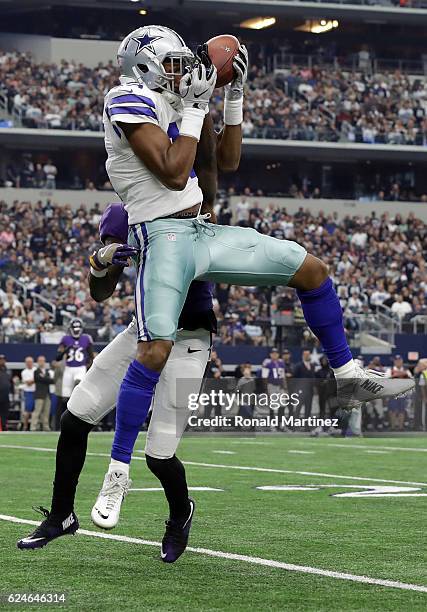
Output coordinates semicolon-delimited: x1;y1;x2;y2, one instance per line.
91;470;132;530
336;364;415;410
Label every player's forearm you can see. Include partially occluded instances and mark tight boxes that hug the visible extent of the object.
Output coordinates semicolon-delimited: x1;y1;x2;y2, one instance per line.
89;266;122;303
195;115;218;210
55;345;66;362
218;43;247;172
120;120;201;192
216;125;242;173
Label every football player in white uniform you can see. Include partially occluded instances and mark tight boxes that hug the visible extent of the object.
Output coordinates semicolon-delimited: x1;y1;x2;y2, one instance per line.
17;32;245;560
103;25;414;526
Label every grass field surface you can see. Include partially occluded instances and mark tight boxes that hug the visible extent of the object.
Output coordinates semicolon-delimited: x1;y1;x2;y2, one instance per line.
0;432;426;611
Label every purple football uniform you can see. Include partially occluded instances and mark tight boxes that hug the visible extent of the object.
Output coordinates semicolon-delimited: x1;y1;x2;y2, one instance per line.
99;203;216;332
60;334;93;367
261;358;285;385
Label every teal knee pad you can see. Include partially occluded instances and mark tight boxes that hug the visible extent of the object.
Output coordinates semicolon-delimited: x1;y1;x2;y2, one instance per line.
263;238;307;278
145;313;177;341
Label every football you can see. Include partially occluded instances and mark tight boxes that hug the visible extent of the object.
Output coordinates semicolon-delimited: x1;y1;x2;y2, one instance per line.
206;34;240;87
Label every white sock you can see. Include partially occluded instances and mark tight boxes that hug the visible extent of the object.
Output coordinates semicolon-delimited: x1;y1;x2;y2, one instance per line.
332;359;357;379
108;459;129;477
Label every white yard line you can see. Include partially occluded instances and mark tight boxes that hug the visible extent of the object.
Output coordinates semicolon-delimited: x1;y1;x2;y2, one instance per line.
305;442;427;453
212;450;236;455
288;450;315;455
1;443;426;487
182;460;427;487
130;487;224;492
1;514;426;594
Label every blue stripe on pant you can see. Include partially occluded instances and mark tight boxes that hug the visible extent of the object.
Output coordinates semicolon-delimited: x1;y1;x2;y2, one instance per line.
132;223;150;341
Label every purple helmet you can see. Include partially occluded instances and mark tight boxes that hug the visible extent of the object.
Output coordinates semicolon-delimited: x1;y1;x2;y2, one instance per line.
99;203;128;244
69;318;84;339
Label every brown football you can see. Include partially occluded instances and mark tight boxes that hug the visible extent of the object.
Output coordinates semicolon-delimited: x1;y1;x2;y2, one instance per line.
207;34;240;88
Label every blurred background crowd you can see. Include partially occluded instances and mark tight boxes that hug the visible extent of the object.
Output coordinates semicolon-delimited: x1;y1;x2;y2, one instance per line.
0;198;425;347
2;50;427;147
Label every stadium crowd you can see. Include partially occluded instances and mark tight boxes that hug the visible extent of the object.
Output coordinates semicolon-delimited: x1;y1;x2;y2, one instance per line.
2;51;427;146
0;198;426;347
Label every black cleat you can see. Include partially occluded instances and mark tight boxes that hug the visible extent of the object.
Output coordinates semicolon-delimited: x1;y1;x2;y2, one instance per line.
17;507;79;550
160;499;195;564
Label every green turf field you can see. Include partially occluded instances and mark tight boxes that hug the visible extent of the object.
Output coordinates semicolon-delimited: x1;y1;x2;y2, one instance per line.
0;432;426;611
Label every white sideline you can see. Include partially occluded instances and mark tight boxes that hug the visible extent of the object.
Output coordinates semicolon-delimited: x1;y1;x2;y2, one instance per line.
315;443;427;453
1;444;427;487
1;514;426;594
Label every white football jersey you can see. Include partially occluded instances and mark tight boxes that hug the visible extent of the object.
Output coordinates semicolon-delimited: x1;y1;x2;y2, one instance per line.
104;77;203;224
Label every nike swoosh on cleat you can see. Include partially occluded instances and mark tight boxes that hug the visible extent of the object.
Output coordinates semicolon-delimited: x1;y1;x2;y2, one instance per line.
187;348;202;353
160;548;167;559
182;500;195;528
97;511;109;520
20;537;45;543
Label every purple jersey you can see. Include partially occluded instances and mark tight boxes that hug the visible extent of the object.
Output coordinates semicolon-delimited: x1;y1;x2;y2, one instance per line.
180;281;213;318
60;334;93;367
261;358;285;385
99;203;214;323
99;202;128;244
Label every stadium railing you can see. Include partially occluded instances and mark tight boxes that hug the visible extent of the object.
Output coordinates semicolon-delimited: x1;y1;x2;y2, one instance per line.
272;53;426;76
7;274;57;321
411;315;427;334
351;306;401;348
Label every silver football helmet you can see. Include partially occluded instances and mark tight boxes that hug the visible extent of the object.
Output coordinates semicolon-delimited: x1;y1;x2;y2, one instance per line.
117;25;194;102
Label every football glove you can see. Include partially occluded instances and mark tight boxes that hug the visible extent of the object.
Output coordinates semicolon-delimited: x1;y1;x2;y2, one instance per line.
224;44;248;102
90;243;137;271
179;60;217;112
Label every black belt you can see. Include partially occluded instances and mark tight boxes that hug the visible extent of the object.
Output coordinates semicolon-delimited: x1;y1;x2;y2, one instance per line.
163;204;201;220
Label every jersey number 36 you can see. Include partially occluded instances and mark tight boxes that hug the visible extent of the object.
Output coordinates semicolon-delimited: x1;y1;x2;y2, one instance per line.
67;347;85;363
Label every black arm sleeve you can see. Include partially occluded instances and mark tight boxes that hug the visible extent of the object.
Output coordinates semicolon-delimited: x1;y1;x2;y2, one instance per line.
89;265;123;303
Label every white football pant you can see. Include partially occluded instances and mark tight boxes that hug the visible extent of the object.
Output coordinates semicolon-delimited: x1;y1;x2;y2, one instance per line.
67;320;210;459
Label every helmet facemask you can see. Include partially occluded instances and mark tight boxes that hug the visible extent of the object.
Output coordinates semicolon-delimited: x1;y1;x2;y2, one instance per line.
117;26;194;108
70;320;83;339
131;51;194;97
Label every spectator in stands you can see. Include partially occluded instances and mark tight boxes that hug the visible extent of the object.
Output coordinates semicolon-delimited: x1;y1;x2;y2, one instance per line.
226;313;247;345
52;359;65;431
206;349;223;379
293;349;316;427
34;164;47;188
43;159;58;190
0;354;12;431
315;355;336;428
217;200;233;225
385;355;413;431
414;358;427;429
31;355;54;432
244;313;265;346
391;294;413;320
20;355;36;431
282;349;294;382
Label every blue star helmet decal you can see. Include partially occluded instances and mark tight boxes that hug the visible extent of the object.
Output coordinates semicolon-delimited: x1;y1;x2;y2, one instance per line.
131;32;163;55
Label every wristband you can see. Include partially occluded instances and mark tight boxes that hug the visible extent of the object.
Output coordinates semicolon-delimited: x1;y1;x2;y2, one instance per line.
180;106;205;141
89;252;107;271
90;266;107;278
224;96;243;126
